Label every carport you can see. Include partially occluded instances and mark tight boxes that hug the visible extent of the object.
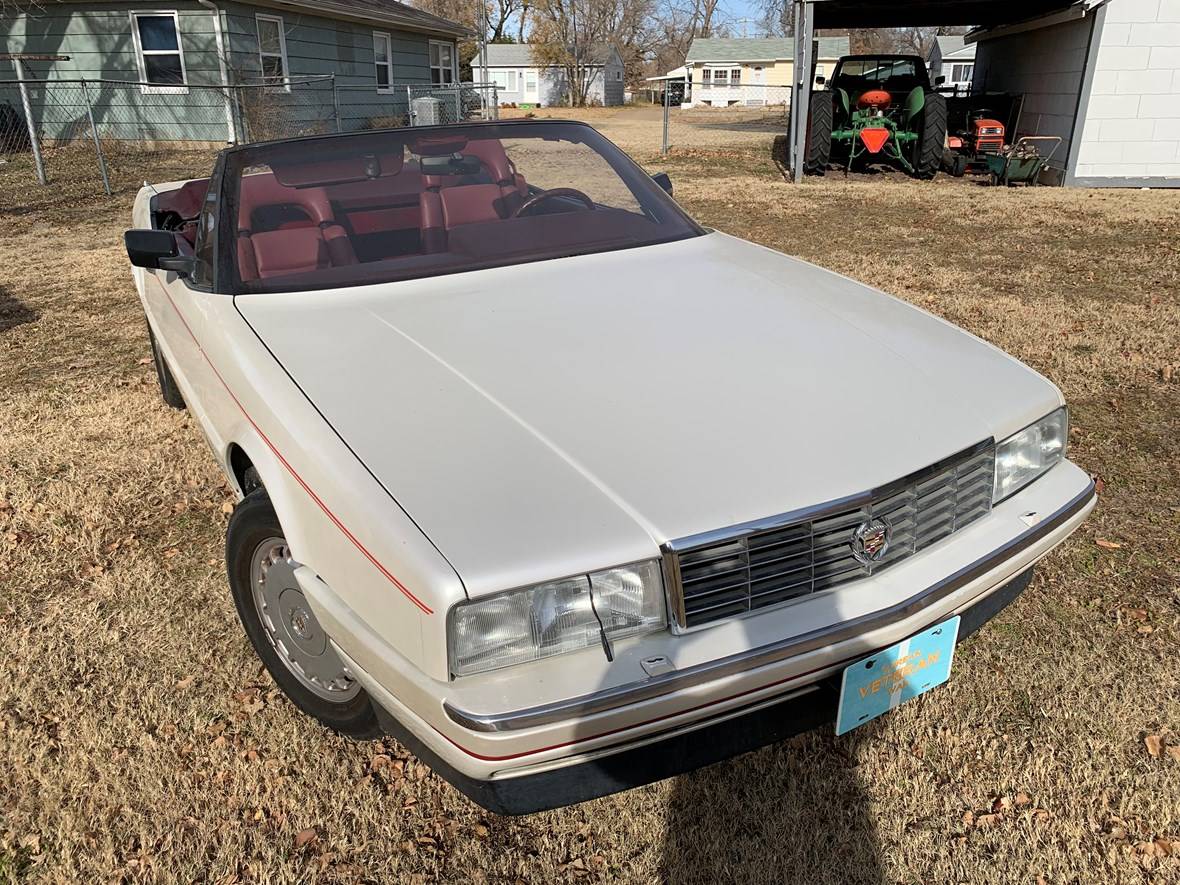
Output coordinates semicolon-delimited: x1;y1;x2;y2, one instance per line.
787;0;1180;187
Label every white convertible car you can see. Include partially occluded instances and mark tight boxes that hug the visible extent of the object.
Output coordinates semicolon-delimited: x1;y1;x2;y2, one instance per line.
125;120;1095;814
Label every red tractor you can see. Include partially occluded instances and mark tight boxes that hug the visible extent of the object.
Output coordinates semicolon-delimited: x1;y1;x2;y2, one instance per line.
944;109;1006;176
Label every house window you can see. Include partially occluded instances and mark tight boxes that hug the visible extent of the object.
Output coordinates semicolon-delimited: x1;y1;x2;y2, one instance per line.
701;69;711;85
524;70;537;94
712;68;728;86
616;69;622;80
952;63;974;83
490;70;518;92
130;11;188;94
430;40;456;85
815;64;825;78
731;68;741;85
256;15;289;90
374;32;393;90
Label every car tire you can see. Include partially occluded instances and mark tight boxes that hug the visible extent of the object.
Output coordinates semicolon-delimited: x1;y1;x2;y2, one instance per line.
911;91;947;180
147;319;185;409
226;488;381;739
803;90;834;175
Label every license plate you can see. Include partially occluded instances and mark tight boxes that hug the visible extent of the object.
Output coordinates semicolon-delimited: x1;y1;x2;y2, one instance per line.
835;616;960;736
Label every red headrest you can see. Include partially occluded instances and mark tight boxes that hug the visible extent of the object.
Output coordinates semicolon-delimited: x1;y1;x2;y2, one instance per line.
237;172;333;231
463;139;514;185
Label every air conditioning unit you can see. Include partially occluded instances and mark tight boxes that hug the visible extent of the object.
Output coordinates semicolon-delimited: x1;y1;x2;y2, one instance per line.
412;96;444;126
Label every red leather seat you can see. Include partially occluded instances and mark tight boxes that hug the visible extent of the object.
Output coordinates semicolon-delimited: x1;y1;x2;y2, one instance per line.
415;138;525;253
237;172;357;281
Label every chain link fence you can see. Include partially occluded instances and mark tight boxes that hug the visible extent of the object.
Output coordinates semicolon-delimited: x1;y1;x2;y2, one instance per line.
0;77;499;208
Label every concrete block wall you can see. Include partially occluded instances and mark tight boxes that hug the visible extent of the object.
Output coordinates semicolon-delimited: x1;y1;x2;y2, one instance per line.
1074;0;1180;182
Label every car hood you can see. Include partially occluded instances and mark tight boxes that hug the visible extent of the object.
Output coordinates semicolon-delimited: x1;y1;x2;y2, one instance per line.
237;232;1061;597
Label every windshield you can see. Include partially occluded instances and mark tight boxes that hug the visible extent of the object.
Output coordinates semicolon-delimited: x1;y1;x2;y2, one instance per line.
832;57;924;91
224;122;702;293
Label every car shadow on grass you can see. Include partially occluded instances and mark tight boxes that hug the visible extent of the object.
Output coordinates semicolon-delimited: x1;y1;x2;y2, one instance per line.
0;285;38;333
659;731;884;885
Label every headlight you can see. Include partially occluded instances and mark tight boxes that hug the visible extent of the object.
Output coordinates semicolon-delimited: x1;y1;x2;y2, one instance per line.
993;407;1067;503
448;560;666;677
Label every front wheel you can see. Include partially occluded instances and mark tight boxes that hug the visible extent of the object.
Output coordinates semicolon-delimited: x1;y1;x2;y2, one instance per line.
226;488;381;738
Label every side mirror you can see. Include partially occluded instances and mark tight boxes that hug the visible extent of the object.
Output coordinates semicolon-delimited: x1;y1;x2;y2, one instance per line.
124;229;195;275
935;75;946;85
652;171;673;195
815;75;826;85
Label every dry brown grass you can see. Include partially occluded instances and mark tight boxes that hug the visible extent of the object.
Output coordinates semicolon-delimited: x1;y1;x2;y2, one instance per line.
2;108;1179;884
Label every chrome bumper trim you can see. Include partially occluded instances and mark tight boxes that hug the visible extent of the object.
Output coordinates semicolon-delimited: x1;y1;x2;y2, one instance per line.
443;481;1095;734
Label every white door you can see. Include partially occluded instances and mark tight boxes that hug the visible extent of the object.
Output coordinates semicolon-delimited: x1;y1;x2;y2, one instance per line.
752;66;765;85
524;69;539;103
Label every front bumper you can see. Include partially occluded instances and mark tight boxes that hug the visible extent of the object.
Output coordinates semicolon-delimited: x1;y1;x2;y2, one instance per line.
371;566;1036;815
300;461;1095;814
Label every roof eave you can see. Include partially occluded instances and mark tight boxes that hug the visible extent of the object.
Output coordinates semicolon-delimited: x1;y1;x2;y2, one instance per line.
250;0;473;38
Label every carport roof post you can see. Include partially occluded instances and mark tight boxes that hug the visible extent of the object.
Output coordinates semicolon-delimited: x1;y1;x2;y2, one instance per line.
786;0;1094;182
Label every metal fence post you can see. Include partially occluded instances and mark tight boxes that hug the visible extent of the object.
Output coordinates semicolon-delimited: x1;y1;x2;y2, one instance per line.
406;85;414;126
661;79;670;157
453;86;461;123
80;78;112;196
331;73;342;132
492;84;499;120
12;59;47;186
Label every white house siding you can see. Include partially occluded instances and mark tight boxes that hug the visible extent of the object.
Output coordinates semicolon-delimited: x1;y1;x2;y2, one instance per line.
1073;0;1180;184
488;65;620;106
972;12;1095;176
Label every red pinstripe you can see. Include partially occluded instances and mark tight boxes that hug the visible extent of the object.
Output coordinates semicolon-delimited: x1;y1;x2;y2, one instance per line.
158;287;433;615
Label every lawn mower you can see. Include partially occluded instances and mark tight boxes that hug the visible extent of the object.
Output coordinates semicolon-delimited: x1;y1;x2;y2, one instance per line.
797;54;948;179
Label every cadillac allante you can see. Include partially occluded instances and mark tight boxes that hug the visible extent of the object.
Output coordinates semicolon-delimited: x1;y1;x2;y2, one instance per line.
124;120;1095;814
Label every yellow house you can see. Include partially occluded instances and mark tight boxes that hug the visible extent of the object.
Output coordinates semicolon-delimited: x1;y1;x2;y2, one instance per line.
684;37;850;107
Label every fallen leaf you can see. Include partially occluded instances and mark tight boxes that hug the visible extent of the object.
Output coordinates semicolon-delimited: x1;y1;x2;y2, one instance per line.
992;796;1013;813
1163;365;1175;383
1155;838;1175;856
138;357;153;365
961;810;975;827
1126;609;1148;621
976;813;1001;828
1137;625;1154;635
1167;746;1180;763
474;824;489;838
221;501;234;514
1145;735;1162;757
1015;791;1032;807
175;675;195;690
295;828;318;849
1095;538;1122;550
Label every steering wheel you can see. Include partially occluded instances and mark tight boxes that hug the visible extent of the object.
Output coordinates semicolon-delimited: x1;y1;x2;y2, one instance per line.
511;187;596;218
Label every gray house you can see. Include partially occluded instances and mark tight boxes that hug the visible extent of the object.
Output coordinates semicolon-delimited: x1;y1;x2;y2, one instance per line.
1;0;470;142
926;35;976;94
480;43;624;107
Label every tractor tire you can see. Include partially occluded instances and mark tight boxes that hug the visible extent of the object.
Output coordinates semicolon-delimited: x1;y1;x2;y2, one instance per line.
911;91;947;180
803;91;833;175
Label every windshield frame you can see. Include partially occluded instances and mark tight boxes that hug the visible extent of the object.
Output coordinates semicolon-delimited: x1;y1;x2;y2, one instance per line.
219;120;705;295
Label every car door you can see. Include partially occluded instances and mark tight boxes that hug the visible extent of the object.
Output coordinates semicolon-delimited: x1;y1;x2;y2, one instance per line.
138;165;242;461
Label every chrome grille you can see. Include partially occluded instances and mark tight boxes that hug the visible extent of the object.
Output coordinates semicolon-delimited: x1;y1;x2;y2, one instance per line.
668;443;995;629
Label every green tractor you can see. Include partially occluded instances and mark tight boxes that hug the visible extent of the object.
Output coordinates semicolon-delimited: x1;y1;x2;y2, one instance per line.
801;54;948;179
